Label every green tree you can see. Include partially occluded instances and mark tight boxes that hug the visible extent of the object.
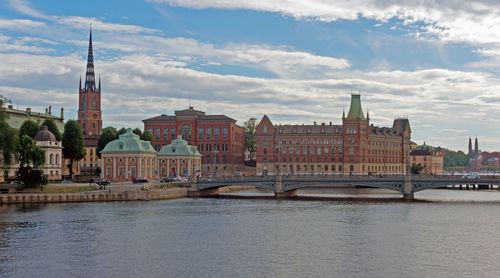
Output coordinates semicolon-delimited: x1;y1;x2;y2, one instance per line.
19;120;40;139
244;118;257;159
118;127;127;135
16;135;46;187
141;130;153;143
41;118;62;141
444;150;469;168
411;163;426;175
132;128;143;137
0;99;18;168
62;120;85;178
96;127;118;158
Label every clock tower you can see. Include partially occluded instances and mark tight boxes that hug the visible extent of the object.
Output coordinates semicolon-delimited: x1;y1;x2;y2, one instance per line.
78;28;102;147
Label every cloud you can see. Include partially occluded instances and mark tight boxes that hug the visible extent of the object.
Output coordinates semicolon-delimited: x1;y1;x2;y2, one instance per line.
0;18;46;30
150;0;500;59
7;0;49;19
55;16;160;34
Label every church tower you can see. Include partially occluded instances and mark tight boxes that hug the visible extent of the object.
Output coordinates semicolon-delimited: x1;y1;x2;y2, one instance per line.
78;28;102;147
468;137;473;156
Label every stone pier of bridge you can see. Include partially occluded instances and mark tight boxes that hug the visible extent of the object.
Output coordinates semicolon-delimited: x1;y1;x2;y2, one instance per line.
273;175;297;198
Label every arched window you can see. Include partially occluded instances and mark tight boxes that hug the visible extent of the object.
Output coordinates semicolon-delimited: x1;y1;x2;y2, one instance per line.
180;123;192;141
55;154;59;165
222;127;228;139
214;126;220;140
198;127;204;140
207;127;212;140
49;154;53;164
92;97;97;110
82;96;86;110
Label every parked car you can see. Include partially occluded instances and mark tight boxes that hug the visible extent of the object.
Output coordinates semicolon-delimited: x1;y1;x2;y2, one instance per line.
133;177;149;183
92;178;110;185
9;181;23;185
60;180;73;184
160;177;174;183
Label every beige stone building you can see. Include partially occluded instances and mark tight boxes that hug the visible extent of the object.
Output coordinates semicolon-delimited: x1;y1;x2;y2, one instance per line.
410;144;444;175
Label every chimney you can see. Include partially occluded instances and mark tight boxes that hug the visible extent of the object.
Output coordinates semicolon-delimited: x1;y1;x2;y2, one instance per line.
329;121;332;125
314;121;316;125
60;107;64;119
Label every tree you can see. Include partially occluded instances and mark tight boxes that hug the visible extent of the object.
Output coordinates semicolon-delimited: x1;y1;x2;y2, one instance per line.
62;120;85;178
141;130;153;143
0;99;18;168
16;135;46;187
118;127;127;135
41;118;62;141
411;163;426;175
244;118;257;160
96;127;118;158
132;128;142;137
444;150;469;168
19;120;40;139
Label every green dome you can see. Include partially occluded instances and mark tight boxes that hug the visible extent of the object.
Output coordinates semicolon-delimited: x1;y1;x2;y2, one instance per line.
101;129;156;153
413;143;436;151
158;135;202;156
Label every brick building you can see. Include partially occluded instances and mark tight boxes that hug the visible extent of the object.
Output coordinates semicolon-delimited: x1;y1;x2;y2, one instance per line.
255;94;411;175
143;107;245;176
78;29;102;175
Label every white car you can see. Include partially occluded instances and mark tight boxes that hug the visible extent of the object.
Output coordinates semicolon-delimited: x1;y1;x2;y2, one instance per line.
462;172;480;179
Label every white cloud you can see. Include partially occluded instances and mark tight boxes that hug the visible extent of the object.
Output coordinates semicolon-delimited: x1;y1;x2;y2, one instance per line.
55;16;160;34
0;18;46;30
7;0;49;19
150;0;500;59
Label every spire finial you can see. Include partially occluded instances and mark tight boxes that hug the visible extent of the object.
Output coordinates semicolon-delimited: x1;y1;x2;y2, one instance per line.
84;27;96;91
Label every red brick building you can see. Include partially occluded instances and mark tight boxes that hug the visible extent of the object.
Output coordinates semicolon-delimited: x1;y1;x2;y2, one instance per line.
143;107;245;176
255;94;411;175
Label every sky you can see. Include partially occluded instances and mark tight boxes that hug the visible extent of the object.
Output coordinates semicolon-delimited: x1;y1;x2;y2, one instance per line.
1;0;500;152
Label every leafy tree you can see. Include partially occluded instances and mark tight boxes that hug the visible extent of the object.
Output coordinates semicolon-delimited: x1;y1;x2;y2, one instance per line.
41;118;62;141
118;127;127;135
19;120;40;139
0;99;18;168
16;135;46;187
141;130;153;143
444;150;469;168
411;163;426;175
244;118;257;159
481;159;488;166
132;128;143;137
62;120;85;178
96;127;118;158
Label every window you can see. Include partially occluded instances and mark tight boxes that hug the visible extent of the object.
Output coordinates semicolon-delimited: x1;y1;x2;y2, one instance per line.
92;97;96;110
171;127;176;139
199;127;204;140
214;126;220;140
155;128;160;140
222;127;228;139
263;125;267;133
148;127;153;135
206;127;212;139
163;128;168;140
180;123;192;141
223;155;227;163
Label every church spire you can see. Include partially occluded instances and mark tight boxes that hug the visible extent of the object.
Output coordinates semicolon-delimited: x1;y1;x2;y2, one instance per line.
468;137;473;156
84;27;96;91
79;75;82;90
98;75;101;91
474;137;479;155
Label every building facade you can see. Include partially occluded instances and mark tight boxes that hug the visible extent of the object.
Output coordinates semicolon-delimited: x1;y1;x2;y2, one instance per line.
410;144;444;175
101;129;157;182
143;106;245;176
77;29;103;175
255;94;411;176
158;135;202;178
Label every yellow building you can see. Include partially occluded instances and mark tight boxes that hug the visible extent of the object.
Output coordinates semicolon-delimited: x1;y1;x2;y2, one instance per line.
410;144;444;175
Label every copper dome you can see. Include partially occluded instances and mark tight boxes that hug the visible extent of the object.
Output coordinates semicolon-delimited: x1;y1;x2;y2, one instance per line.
34;125;57;142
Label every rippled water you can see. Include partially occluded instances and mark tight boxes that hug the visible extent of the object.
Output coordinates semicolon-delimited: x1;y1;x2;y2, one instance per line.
1;190;500;277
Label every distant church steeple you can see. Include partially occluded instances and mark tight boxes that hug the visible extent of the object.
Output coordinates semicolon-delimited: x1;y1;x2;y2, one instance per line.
474;137;479;155
468;137;473;156
84;27;96;91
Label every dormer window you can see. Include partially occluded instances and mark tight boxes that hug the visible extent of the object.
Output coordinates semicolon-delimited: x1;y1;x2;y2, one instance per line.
172;147;176;153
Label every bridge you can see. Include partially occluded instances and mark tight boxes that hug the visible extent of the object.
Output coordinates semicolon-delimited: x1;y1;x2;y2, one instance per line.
191;175;500;200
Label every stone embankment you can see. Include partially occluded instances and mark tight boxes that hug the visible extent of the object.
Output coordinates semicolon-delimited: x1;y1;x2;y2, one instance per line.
0;187;188;205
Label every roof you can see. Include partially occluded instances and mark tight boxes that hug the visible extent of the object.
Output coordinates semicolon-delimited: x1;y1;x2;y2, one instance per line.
142;106;236;123
101;129;156;154
158;135;202;157
35;125;57;142
410;144;440;155
346;94;366;120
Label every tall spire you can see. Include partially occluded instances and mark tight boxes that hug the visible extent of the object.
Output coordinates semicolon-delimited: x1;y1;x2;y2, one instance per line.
468;137;473;156
79;75;82;90
98;75;101;91
474;137;479;154
84;27;96;91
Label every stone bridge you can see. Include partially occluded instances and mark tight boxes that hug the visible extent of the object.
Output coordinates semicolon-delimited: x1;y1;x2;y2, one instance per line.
191;175;500;200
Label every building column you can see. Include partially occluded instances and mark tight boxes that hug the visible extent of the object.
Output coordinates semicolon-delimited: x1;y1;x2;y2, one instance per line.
101;156;104;178
167;158;170;177
188;158;192;177
177;159;180;176
138;156;142;177
125;157;129;179
113;157;117;179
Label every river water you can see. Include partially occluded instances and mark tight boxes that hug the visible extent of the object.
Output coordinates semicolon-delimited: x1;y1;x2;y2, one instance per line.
1;189;499;277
